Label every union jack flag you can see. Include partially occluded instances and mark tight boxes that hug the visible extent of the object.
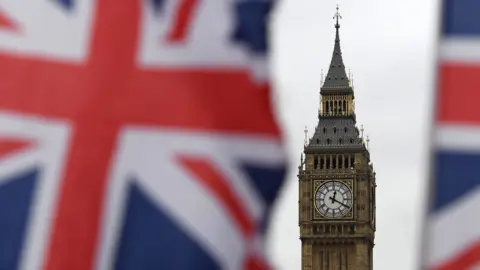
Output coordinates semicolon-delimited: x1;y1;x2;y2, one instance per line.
422;0;480;269
0;0;287;270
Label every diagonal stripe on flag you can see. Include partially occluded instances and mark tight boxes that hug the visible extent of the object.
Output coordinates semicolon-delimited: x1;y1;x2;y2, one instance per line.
0;139;33;160
0;10;18;32
179;156;255;238
437;241;480;270
166;0;199;43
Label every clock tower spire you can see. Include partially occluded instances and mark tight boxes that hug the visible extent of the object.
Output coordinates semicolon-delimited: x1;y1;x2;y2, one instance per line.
298;7;376;270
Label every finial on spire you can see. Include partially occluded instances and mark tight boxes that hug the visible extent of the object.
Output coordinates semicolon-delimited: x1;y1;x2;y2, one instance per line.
360;124;364;138
334;4;342;28
304;126;308;146
366;135;370;150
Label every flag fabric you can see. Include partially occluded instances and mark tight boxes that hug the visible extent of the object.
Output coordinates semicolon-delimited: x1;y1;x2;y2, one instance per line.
0;1;287;270
422;0;480;269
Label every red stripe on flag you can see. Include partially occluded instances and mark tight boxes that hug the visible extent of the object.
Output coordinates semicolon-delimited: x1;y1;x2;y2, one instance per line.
437;63;480;124
0;139;33;158
179;156;255;238
244;254;271;270
0;10;18;32
166;0;199;43
435;240;480;270
0;54;282;137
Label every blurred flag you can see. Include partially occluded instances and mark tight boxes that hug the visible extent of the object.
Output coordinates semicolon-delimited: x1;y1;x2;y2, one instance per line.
0;1;286;270
422;0;480;269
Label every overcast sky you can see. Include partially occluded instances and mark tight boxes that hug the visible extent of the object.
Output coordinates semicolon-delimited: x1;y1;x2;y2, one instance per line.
266;0;440;269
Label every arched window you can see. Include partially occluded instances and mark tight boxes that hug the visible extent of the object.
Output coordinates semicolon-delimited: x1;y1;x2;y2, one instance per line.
316;138;320;144
327;138;331;144
339;138;343;144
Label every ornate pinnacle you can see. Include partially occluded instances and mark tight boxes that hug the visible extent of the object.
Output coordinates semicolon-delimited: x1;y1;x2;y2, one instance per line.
334;5;342;28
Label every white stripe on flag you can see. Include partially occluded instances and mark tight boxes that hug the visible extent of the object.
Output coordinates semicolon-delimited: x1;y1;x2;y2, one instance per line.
425;186;480;267
440;37;480;64
436;124;480;151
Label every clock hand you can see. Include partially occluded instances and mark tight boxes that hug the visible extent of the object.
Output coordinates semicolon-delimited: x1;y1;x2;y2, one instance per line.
329;191;337;204
332;197;350;208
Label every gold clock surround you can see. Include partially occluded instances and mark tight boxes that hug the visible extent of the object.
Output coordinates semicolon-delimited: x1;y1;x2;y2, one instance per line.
313;179;354;220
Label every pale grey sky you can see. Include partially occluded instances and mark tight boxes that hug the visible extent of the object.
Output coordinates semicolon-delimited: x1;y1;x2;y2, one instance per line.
267;1;440;269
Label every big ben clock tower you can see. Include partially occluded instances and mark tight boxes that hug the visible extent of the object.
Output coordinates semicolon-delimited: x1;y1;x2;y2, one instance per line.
298;7;376;270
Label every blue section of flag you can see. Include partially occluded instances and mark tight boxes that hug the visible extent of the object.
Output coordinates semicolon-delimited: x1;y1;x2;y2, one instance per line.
114;180;221;270
0;169;39;270
242;163;286;207
242;163;286;233
433;151;480;211
231;0;274;54
150;0;166;14
56;0;74;10
442;0;480;36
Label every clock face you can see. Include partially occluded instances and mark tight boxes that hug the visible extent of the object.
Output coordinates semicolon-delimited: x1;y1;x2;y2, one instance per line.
315;181;353;218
